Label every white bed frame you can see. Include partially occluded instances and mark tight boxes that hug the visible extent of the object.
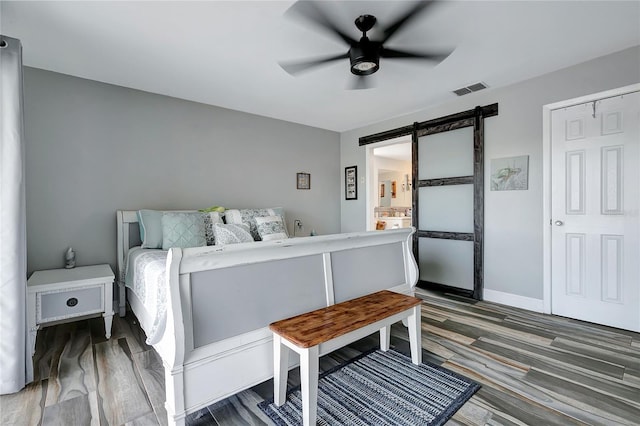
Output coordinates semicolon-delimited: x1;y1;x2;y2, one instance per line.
116;210;418;425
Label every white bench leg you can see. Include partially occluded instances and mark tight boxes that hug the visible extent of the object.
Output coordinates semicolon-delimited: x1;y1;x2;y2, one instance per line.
380;325;391;351
300;345;319;426
408;305;422;365
273;334;290;406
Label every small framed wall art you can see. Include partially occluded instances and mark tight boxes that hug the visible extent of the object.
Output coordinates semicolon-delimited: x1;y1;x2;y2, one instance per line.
490;155;529;191
297;172;311;190
345;166;357;200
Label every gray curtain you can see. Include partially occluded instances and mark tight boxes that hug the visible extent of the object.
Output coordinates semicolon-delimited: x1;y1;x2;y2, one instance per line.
0;35;27;394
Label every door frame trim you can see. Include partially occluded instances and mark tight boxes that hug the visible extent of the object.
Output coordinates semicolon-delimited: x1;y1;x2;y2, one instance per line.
541;83;640;315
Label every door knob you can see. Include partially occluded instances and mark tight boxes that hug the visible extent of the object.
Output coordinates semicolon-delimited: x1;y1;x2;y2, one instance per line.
554;220;564;226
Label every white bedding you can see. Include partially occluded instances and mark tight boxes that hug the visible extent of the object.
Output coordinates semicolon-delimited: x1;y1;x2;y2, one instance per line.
125;247;168;344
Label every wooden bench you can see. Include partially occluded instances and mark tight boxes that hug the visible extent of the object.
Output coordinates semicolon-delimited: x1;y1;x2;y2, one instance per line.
269;290;423;426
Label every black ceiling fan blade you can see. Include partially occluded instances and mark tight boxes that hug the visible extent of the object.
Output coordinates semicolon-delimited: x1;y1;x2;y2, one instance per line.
279;52;349;76
380;0;436;43
381;47;452;62
287;1;357;46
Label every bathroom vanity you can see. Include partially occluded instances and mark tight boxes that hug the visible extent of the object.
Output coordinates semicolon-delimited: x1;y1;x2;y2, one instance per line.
377;217;412;229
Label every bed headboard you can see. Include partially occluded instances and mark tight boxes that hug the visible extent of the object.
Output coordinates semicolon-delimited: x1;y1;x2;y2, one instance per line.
116;210;141;284
116;210;143;316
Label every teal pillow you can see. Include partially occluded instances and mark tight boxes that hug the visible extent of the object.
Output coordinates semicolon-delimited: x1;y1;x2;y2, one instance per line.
138;210;164;249
162;212;206;249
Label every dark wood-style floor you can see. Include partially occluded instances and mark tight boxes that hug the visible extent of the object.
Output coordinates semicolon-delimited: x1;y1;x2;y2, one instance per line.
2;289;639;425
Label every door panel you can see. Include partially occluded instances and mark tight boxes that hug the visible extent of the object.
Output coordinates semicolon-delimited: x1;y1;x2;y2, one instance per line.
418;128;474;179
601;146;623;214
418;238;474;290
551;91;639;331
418;185;474;232
565;150;585;214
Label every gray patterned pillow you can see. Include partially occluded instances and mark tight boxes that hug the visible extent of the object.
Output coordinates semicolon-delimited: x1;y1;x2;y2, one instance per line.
162;212;206;249
255;216;288;241
212;223;254;245
203;212;224;246
225;208;288;240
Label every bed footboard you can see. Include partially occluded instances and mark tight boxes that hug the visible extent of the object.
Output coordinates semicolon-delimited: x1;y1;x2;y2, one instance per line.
160;229;418;424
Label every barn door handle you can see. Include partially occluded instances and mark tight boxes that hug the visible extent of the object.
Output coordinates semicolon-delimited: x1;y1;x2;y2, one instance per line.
554;220;564;226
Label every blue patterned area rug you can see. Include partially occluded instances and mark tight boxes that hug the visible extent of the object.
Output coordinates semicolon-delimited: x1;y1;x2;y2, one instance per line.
258;349;480;426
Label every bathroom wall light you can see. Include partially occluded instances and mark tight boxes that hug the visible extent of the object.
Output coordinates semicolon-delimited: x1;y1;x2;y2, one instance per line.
402;174;410;192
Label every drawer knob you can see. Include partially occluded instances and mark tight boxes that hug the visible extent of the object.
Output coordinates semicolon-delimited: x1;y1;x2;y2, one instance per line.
66;297;78;307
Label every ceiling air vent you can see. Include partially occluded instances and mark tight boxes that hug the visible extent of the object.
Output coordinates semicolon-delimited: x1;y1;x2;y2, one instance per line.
452;82;488;96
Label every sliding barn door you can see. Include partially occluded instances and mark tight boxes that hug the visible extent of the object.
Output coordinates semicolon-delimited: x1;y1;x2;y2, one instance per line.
413;106;497;300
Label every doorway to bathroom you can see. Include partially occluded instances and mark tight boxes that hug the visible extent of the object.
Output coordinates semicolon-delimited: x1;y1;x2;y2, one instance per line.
365;136;412;232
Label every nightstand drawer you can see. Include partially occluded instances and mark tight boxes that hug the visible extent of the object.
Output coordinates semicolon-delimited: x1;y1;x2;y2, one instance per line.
38;285;104;323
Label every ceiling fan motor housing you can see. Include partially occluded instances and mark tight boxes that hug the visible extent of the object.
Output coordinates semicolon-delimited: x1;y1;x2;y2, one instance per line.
355;14;377;33
350;39;380;75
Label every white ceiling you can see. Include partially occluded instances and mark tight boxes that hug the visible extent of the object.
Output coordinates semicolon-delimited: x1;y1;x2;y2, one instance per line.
2;1;639;132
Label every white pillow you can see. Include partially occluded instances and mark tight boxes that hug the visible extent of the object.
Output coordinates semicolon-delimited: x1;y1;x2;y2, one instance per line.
213;223;254;245
255;216;288;241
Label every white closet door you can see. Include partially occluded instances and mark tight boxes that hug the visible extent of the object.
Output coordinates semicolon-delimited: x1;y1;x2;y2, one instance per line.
551;91;640;331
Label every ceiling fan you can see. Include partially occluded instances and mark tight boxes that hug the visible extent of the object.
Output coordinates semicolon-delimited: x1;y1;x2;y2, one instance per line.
279;0;453;88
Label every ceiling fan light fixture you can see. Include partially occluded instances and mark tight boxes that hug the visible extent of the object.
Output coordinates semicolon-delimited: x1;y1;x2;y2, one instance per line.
349;43;379;75
353;61;377;73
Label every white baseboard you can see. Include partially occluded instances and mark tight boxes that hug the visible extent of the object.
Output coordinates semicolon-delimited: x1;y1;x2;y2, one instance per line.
483;289;544;313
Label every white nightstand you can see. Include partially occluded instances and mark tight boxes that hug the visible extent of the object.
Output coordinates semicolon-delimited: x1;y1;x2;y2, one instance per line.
26;264;114;382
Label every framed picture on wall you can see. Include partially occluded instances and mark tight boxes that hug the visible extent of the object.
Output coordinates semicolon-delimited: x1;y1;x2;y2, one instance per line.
490;155;529;191
345;166;357;200
297;172;310;190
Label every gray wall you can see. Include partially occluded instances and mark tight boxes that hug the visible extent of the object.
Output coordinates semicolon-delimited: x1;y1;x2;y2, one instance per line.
24;68;340;275
340;46;640;300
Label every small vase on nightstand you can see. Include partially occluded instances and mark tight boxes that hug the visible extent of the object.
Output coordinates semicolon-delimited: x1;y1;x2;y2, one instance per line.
65;247;76;269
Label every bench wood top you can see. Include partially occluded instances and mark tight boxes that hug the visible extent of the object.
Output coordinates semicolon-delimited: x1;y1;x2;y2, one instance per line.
269;290;422;348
